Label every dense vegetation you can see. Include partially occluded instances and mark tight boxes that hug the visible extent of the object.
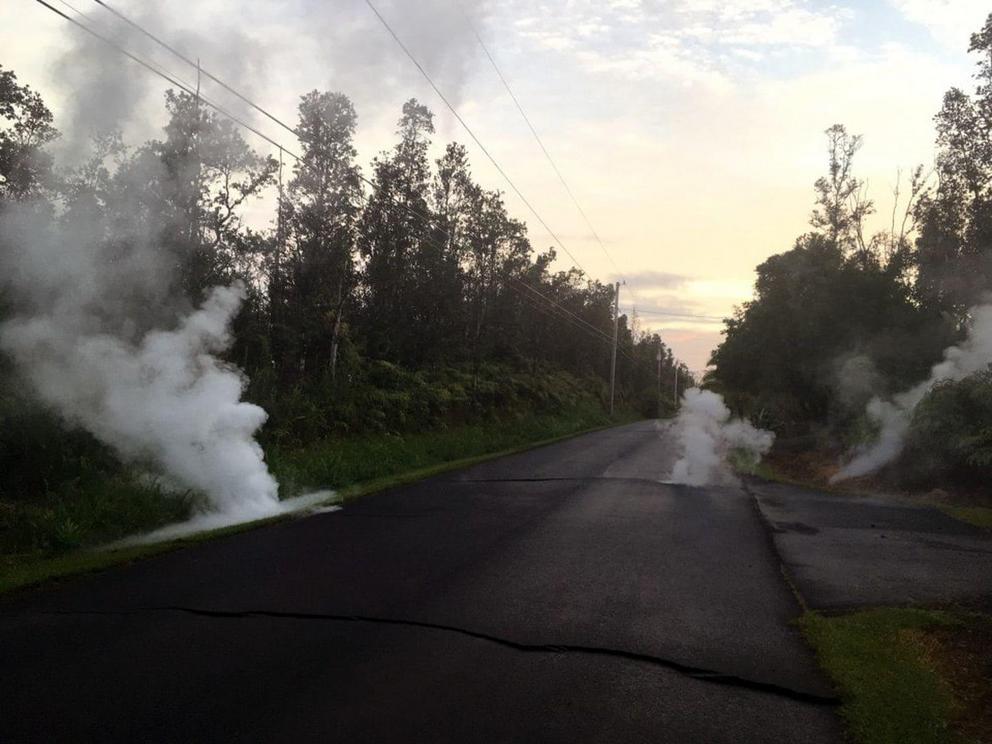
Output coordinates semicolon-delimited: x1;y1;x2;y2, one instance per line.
0;63;690;555
709;15;992;492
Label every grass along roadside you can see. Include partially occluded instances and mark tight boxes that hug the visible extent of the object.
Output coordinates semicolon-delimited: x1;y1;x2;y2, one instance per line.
939;506;992;530
748;448;992;740
801;608;992;744
267;404;626;496
0;407;635;596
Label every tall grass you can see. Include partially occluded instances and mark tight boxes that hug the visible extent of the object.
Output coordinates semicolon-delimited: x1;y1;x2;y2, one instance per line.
1;403;621;574
268;404;614;494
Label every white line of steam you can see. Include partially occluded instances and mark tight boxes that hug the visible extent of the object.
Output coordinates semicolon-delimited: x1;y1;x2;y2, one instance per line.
832;302;992;482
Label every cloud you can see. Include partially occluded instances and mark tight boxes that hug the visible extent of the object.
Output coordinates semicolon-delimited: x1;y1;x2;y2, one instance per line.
614;270;690;289
505;0;851;88
889;0;989;50
720;6;847;47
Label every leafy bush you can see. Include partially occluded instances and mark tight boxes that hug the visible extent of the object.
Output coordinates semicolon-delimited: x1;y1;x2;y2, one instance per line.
252;360;605;447
899;367;992;489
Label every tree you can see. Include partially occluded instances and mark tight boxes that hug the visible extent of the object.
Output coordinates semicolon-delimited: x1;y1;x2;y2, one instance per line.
151;90;277;303
276;91;361;380
0;65;58;201
914;12;992;314
810;124;876;266
710;130;951;434
357;99;438;363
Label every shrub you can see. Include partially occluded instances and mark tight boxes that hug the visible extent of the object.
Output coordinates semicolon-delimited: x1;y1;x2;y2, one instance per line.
899;367;992;490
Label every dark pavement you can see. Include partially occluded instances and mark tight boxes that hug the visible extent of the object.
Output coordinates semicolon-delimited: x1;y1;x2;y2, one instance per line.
750;480;992;610
4;420;985;742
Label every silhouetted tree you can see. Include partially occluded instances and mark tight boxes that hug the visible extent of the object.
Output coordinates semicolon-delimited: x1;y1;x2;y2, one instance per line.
914;14;992;315
0;65;58;202
277;90;361;380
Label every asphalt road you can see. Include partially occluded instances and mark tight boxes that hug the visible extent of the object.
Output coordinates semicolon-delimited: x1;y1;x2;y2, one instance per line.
750;479;992;610
2;421;988;743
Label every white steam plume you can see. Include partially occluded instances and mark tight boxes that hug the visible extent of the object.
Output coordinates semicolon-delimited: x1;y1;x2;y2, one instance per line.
668;388;774;486
3;0;495;533
0;179;290;529
48;0;492;157
832;302;992;482
1;283;279;519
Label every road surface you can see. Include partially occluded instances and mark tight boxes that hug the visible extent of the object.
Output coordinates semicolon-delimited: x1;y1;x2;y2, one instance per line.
2;421;989;742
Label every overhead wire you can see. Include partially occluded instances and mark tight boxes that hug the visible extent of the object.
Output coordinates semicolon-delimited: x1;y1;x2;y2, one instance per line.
362;0;589;275
451;3;691;361
77;0;627;353
79;0;604;338
511;279;616;345
455;2;622;280
34;0;303;161
36;0;656;371
90;0;299;139
623;307;725;322
361;0;666;370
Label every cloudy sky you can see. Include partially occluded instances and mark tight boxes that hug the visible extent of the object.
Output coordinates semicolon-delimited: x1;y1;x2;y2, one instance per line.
2;0;988;369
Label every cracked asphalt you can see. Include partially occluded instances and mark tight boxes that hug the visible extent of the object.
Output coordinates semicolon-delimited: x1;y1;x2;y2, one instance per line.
2;420;988;742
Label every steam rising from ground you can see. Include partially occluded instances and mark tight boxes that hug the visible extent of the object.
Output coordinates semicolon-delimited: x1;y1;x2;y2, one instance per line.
1;283;281;519
0;191;292;532
832;302;992;481
668;388;774;486
0;0;492;538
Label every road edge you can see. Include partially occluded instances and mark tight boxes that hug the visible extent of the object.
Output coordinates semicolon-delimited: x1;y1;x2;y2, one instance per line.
0;418;642;598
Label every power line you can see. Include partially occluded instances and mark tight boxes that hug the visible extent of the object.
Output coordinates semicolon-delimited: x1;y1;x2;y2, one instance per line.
516;290;615;351
362;0;588;275
623;307;725;322
458;5;624;280
89;0;306;146
86;0;595;331
451;4;667;322
76;0;644;357
34;0;302;161
512;280;648;367
84;0;495;241
449;3;664;319
512;279;616;345
37;0;659;370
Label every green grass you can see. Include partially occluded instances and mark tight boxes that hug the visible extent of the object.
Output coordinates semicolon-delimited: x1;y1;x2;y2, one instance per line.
269;404;619;495
800;608;962;744
0;406;633;596
0;474;197;559
0;510;296;596
940;506;992;529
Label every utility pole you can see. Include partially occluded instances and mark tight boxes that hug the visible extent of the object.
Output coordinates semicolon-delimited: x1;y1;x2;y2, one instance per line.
656;345;662;416
609;281;620;416
673;363;680;408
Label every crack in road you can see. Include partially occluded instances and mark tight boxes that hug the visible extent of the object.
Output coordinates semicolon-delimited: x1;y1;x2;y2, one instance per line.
444;476;668;486
14;605;840;707
743;481;811;613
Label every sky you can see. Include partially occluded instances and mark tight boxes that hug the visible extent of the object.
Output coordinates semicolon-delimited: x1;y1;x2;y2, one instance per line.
1;0;989;370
